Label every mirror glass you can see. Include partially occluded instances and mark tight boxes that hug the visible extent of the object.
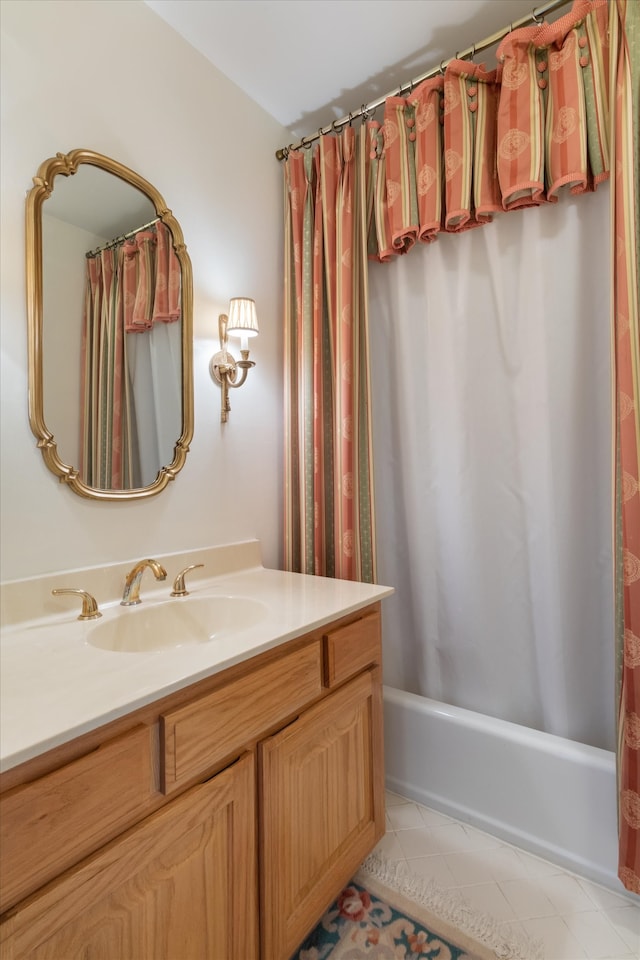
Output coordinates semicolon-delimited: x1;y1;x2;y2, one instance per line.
26;150;193;500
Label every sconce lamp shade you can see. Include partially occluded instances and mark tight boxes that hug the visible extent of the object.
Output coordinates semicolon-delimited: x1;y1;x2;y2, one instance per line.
226;298;259;339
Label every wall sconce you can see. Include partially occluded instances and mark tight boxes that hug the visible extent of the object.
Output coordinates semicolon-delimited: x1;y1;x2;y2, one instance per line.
209;298;259;423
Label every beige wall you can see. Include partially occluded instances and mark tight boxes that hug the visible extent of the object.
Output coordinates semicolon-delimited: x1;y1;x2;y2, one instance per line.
0;0;290;582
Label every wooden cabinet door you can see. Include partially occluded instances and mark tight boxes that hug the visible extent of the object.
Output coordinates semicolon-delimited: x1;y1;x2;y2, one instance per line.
260;669;384;960
0;753;258;960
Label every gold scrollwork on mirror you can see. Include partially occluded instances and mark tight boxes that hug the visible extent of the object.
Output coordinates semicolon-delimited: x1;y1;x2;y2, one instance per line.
26;148;194;500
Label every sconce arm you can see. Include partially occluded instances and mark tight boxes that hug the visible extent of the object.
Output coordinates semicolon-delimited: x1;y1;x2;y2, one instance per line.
218;313;229;352
228;351;255;389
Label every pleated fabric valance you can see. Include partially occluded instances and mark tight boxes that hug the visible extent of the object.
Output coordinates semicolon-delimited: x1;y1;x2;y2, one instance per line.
365;0;610;260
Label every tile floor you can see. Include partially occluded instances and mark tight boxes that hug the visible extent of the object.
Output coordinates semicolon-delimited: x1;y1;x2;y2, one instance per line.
374;791;640;960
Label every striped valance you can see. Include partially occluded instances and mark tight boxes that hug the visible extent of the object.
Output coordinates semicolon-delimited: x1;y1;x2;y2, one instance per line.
363;0;610;261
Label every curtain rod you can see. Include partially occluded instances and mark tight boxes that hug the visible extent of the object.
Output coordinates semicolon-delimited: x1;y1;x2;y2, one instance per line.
86;216;160;258
275;0;571;160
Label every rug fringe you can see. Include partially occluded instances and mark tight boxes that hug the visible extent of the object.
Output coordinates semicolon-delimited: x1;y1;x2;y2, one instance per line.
357;852;545;960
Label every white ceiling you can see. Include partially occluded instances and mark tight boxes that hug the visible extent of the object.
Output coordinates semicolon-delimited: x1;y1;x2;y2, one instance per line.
144;0;551;139
45;165;155;238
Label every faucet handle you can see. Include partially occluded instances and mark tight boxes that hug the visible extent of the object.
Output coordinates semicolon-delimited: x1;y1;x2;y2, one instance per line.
52;588;102;621
170;564;204;598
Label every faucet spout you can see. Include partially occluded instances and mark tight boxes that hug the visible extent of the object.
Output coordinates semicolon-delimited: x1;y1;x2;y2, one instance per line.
121;559;167;606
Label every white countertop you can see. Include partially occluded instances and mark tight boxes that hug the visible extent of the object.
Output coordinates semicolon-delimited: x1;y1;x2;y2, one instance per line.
1;561;393;772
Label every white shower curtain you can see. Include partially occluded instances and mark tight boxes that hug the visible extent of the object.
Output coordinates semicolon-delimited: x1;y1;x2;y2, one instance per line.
126;321;182;488
369;184;614;751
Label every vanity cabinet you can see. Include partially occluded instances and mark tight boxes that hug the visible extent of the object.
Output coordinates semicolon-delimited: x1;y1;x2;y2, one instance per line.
0;602;384;960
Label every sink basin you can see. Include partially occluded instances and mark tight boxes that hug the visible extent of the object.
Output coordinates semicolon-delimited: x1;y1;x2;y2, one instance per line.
86;596;268;654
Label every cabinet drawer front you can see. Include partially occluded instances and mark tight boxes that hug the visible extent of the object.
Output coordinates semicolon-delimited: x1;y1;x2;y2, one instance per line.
161;641;322;793
0;725;155;912
324;609;381;687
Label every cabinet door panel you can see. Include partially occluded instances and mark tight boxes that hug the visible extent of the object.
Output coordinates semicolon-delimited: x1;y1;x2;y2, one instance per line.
260;669;384;960
0;754;257;960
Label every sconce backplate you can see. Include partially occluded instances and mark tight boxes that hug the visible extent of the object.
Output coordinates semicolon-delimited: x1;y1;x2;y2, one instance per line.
209;350;237;385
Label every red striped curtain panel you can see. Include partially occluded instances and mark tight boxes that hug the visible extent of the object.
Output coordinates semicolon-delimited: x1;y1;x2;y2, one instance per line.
283;0;639;890
284;130;376;582
611;0;640;897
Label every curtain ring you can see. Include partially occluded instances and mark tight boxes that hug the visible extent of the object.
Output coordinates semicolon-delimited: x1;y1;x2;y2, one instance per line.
300;136;312;150
348;111;353;127
318;126;325;139
439;58;447;75
531;8;544;24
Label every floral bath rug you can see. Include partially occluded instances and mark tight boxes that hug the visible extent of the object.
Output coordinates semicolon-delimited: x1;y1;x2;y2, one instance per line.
290;853;545;960
291;881;480;959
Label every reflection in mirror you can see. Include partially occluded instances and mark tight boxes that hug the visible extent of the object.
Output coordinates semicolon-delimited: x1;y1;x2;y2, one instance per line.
26;150;193;500
43;166;181;488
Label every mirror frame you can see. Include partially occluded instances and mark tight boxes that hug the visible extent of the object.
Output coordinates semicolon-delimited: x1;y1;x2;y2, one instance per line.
26;148;194;500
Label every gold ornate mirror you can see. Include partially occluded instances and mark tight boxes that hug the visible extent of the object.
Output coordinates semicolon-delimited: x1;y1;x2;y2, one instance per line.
26;148;194;500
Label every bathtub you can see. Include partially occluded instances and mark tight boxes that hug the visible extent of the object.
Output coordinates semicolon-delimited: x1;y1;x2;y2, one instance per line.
383;686;621;893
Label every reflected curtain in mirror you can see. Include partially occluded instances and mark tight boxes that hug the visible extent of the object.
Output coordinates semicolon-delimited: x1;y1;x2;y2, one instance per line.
80;220;182;490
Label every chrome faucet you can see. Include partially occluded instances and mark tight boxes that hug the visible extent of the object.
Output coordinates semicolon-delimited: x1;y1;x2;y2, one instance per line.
121;559;167;606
